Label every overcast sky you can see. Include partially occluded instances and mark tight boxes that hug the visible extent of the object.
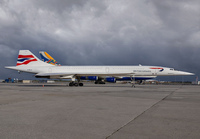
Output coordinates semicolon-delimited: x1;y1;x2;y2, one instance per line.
0;0;199;81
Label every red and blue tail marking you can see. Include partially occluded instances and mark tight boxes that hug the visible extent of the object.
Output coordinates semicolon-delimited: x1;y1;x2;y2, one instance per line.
17;55;37;66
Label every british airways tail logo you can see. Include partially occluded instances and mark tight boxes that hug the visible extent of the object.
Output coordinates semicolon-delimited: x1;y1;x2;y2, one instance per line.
150;67;164;72
16;55;37;66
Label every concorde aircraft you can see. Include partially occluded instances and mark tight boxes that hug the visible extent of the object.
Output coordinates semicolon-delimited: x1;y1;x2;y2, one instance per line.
39;51;156;84
5;50;194;86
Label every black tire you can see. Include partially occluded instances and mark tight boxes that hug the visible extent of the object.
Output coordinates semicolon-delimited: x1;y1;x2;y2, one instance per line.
69;82;73;86
79;83;83;86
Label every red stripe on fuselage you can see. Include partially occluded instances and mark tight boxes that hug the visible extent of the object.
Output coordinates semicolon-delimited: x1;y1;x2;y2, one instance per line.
18;55;34;58
150;67;163;69
16;59;37;66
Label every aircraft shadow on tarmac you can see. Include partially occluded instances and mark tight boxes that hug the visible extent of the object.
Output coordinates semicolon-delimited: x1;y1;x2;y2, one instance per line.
16;83;139;88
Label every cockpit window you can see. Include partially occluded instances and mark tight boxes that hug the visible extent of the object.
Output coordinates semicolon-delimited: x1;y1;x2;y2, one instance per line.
170;68;174;71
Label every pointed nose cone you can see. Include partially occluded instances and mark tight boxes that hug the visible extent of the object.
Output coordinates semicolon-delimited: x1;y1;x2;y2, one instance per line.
178;71;195;76
185;72;195;75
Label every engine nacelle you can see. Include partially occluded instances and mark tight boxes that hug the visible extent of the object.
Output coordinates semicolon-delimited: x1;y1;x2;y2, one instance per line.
80;76;98;81
105;77;116;83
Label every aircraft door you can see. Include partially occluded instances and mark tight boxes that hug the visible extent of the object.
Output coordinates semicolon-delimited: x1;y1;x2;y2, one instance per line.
152;69;158;75
105;67;109;73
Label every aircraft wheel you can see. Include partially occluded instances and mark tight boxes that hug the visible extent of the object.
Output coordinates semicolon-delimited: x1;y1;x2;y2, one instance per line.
79;83;83;86
69;82;74;86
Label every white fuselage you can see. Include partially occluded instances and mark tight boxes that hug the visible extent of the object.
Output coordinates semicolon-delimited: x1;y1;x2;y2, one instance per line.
6;65;194;79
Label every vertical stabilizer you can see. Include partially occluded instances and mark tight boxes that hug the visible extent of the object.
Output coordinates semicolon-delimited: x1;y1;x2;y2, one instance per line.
17;50;51;66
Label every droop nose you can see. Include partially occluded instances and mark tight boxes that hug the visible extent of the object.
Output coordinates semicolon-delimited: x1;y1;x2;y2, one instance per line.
179;71;194;75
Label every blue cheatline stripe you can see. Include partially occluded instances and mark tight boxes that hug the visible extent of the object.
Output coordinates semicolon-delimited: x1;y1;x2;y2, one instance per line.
17;58;30;62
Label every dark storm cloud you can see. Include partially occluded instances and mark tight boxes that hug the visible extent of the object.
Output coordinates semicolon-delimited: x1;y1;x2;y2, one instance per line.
0;0;199;80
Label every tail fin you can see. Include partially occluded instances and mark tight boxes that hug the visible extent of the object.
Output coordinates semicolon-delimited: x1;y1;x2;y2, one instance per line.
17;50;51;66
39;51;61;66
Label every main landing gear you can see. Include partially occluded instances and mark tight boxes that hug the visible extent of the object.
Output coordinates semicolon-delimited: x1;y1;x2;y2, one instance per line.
69;82;84;87
131;77;135;88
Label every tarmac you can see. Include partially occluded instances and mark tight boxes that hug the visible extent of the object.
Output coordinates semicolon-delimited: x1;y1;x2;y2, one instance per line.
0;83;200;139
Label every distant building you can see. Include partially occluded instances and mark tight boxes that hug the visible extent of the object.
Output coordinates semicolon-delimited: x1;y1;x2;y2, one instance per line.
22;80;32;84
